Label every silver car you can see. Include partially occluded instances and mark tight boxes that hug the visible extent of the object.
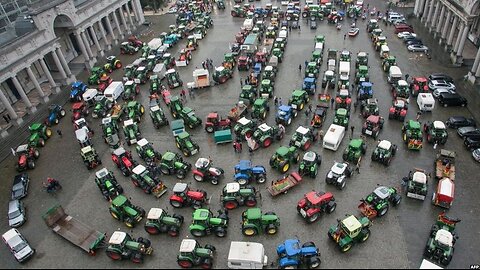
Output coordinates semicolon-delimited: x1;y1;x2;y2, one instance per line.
2;228;35;263
8;200;26;228
473;148;480;162
432;88;455;98
428;79;456;91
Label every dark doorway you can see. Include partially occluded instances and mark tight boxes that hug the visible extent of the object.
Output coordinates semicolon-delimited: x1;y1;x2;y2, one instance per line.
69;32;81;55
5;78;20;100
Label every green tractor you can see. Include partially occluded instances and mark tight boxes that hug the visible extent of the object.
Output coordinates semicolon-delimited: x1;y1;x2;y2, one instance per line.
239;85;257;106
305;62;319;78
179;107;202;129
355;52;368;68
149;101;168;128
176;131;200;157
402;120;423;150
135;138;161;163
189;209;229;237
269;146;300;173
288;90;310;111
144;208;184;236
382;56;396;72
166;69;183;89
231;4;246;17
141;44;151;58
134;66;149;84
109;195;146;228
92;95;113;119
263;66;276;82
272;48;284;63
234;117;257;140
95;168;124;201
177;239;216;269
222;53;236;70
424;213;460;267
360;98;379;118
355;65;369;84
123;119;141;146
220;182;258;210
371;140;397;166
104;56;123;73
321;70;336;89
81;145;102;170
146;55;157;72
358;186;402;219
105;231;153;263
159;151;191;179
212;66;233;84
120;41;139;55
328;215;372;252
169;96;184;118
28;123;53;147
339;50;351;62
124;101;145;123
124;65;136;81
424;121;448;145
252;123;285;149
333;108;350;127
393;80;410;99
259;79;274;98
311;50;323;67
374;36;387;51
342;139;367;163
131;164;167;197
88;66;107;85
241;208;280;236
251;98;270;120
289;126;318;151
149;75;161;94
298;151;322;178
123;80;140;100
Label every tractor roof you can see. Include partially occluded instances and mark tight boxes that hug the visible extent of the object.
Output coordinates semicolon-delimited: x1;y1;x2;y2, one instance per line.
408;120;421;129
262;79;271;84
341;215;362;233
304;77;315;83
225;182;240;193
243;85;253;91
414;77;427;82
193;209;210;220
366;115;380;123
306;191;332;205
339;89;349;96
398;80;408;87
137;66;146;71
166;69;176;74
195;158;210;169
173;182;188;193
331;162;347;174
162;151;176;161
313;50;322;56
109;231;127;245
296;126;310;135
237;160;252;170
361;81;372;87
349;139;363;148
132;164;147;175
292;90;305;97
147;208;164;220
279;105;291;112
180;239;197;253
283;239;301;257
121;42;129;45
373;186;390;200
71;102;84;110
254;98;266;106
438;178;454;197
303;151;317;162
124;119;134;126
358;52;367;57
435;229;454;247
16;144;28;153
237;117;251;126
394;99;405;107
182;107;194;114
80;145;93;154
358;65;368;72
147;55;156;60
307;62;316;67
245;208;262;219
137;138;149;147
125;80;134;86
276;146;289;156
113;147;126;156
336;108;348;116
178;132;190;139
207;112;218;119
258;123;271;132
111;195;128;207
151;105;160;112
95;168;109;179
265;66;273;71
378;140;392;150
412;171;427;184
215;66;225;72
433;121;446;130
325;70;334;76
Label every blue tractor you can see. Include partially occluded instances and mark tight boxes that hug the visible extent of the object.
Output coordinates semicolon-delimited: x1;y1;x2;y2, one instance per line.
277;239;321;269
234;160;267;186
254;7;267;18
358;82;373;100
275;105;298;126
70;81;88;102
302;77;317;95
45;104;66;126
253;63;262;76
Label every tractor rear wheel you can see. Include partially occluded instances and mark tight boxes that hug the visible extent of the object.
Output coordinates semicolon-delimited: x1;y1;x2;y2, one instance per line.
178;260;193;268
191;229;206;237
340;243;352;253
224;200;239;210
145;225;160;235
242;227;257;236
106;251;122;260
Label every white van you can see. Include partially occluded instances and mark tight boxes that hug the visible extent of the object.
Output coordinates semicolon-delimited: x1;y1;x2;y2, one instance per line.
82;88;98;107
104;81;124;101
243;19;254;31
228;241;268;269
323;124;346;151
388;66;402;84
279;30;288;40
417;93;435;112
388;14;404;23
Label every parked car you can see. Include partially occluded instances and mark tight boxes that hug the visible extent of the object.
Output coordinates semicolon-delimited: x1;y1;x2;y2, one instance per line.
403;35;419;42
472;148;480;162
428;80;456;91
432;88;455;99
397;32;417;39
8;200;26;228
11;174;29;200
446;116;476;129
2;228;35;263
405;39;423;46
438;93;467;107
457;127;480;139
428;73;454;83
465;137;480;151
407;44;429;53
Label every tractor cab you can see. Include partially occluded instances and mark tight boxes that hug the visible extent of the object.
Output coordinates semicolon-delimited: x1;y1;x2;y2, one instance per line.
335;90;352;110
178;239;213;265
356;52;368;67
186;35;198;50
356;66;369;83
363;115;384;138
263;66;276;81
260;79;274;98
433;178;455;209
305;62;319;78
394;80;409;99
339;50;351;62
340;215;363;239
173;183;204;201
302;151;319;167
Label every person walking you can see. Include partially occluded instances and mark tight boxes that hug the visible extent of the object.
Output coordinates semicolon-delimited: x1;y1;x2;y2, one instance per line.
344;33;347;40
350;125;354;139
353;100;359;113
330;97;335;108
57;129;63;137
240;78;243;87
298;64;302;73
278;97;283;106
305;60;308;68
181;88;186;98
3;115;9;124
416;111;422;121
308;104;312;114
405;73;410;82
274;96;278;106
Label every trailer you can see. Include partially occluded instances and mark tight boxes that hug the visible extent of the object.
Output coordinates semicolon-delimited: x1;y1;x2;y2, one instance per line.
214;129;233;144
228;101;249;122
108;103;124;121
187;69;211;90
42;205;106;255
267;172;303;196
339;61;350;81
434;149;456;181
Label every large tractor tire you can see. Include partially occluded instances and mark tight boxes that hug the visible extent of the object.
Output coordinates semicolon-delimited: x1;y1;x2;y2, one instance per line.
265;223;278;235
191;229;206;237
377;205;389;217
223;200;239;210
106;251;123;260
242;226;258;236
359;228;371;242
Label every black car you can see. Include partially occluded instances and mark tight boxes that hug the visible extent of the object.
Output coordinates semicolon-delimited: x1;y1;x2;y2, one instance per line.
405;39;423;46
446;116;476;129
438;93;467;107
457;127;480;139
403;36;418;43
465;137;480;151
428;73;454;84
11;173;30;200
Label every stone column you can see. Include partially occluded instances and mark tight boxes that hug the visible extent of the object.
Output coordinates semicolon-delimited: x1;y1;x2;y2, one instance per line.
56;47;75;83
426;0;435;27
26;66;48;103
39;58;60;93
125;3;135;30
105;15;118;45
453;22;465;53
118;6;131;34
440;11;452;44
89;26;104;57
475;60;480;76
11;76;35;113
0;87;20;125
97;20;111;51
435;5;446;36
421;0;430;23
133;0;145;25
446;15;459;50
51;50;68;80
430;2;441;32
470;48;480;74
456;24;470;56
74;31;90;60
415;0;425;17
81;31;95;61
112;10;124;39
130;0;140;22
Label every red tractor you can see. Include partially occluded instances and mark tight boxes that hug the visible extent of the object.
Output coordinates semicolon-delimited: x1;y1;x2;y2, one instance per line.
297;191;337;223
98;75;113;92
254;51;267;65
362;115;384;139
111;147;138;176
410;77;428;97
388;98;408;122
205;112;232;133
71;101;89;122
161;88;172;105
169;183;208;209
235;33;245;44
128;35;143;48
15;144;40;171
238;55;252;71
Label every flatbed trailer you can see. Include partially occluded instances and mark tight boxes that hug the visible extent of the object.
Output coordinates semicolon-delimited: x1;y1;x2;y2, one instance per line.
42;205;106;255
434;149;456;180
267;172;302;196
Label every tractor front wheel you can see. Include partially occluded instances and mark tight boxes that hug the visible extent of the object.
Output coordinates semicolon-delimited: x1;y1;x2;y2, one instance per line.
125;218;135;228
242;227;257;236
308;257;321;268
191;229;206;237
340;243;352;253
214;227;226;237
377;205;389;217
307;213;320;223
245;197;257;207
360;228;370;242
131;253;144;264
266;224;278;235
176;170;186;179
170;200;183;208
201;258;213;269
256;174;266;184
